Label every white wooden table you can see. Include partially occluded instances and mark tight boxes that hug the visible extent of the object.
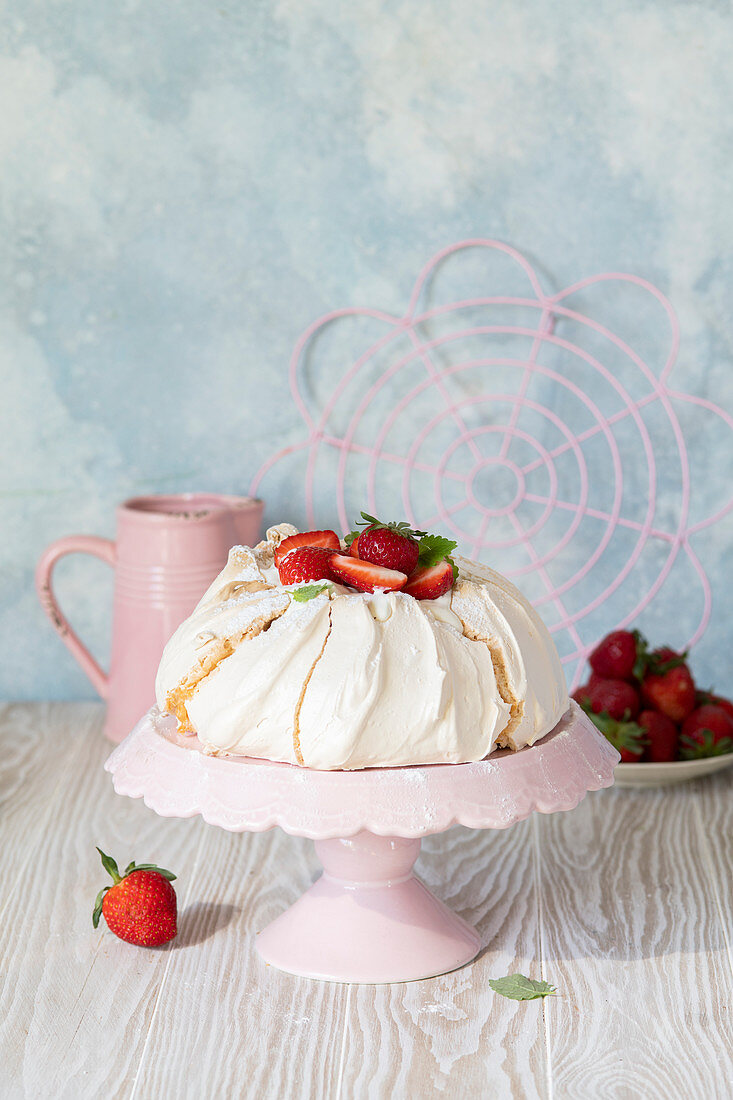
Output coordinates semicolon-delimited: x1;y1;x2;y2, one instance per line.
2;703;732;1099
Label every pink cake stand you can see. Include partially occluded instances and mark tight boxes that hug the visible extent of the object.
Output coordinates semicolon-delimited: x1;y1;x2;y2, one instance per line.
104;702;618;983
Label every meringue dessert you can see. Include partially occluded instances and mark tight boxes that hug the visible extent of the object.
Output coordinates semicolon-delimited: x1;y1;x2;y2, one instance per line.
155;518;568;770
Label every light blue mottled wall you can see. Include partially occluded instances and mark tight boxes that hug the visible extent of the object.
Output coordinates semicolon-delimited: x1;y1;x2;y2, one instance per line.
3;1;732;699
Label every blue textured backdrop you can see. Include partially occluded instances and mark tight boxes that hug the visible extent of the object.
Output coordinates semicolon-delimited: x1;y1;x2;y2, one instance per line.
3;2;732;699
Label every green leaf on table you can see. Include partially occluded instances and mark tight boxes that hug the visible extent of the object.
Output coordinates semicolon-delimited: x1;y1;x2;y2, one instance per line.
488;974;557;1001
291;583;331;603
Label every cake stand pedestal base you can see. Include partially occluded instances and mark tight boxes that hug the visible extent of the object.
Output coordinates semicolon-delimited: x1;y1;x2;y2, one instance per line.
256;832;481;983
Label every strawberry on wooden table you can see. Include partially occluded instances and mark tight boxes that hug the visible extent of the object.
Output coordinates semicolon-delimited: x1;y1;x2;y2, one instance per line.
680;704;733;760
329;554;407;593
274;529;340;567
639;710;679;763
638;647;696;722
93;849;177;947
277;546;336;586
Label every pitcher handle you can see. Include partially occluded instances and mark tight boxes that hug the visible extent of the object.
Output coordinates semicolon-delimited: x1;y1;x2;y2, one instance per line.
36;535;116;699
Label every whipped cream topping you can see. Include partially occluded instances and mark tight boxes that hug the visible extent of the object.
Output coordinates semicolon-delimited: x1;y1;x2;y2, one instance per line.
155;523;568;769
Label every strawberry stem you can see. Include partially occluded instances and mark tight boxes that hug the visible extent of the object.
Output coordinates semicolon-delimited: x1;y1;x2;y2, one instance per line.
352;512;426;540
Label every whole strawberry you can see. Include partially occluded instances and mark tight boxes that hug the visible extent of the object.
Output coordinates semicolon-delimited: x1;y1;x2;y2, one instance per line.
680;704;733;760
277;546;336;586
639;647;696;723
695;690;733;721
571;684;591;706
638;709;678;763
348;513;424;575
588;630;640;682
93;849;177;947
579;705;646;762
579;677;640;721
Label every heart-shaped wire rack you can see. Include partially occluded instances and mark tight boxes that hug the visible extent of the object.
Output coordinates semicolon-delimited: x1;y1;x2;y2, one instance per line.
251;239;733;687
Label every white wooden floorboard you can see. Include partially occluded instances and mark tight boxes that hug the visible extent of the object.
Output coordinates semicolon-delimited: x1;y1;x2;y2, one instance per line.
130;827;350;1100
536;781;733;1100
0;703;102;924
0;706;205;1100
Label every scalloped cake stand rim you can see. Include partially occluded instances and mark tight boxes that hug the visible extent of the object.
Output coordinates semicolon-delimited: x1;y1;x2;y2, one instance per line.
103;700;618;841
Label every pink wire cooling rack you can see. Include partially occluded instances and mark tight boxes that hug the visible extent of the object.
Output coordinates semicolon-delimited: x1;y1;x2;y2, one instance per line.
250;239;733;688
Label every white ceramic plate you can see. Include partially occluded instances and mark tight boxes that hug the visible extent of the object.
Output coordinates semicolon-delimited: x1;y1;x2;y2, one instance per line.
614;753;733;788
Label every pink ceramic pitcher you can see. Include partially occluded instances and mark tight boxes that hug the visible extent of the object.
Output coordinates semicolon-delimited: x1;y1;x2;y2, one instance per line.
36;493;264;743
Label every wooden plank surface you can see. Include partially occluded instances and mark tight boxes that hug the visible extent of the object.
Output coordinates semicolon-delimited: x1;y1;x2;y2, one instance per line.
537;782;733;1099
1;704;732;1100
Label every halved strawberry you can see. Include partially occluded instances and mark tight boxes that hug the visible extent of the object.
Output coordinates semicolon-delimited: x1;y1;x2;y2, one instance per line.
274;529;340;567
403;560;454;601
348;533;361;558
278;546;336;585
329;554;407;593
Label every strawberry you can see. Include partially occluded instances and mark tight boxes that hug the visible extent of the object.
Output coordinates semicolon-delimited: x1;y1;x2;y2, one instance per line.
277;546;336;585
403;560;456;601
571;684;590;706
329;554;407;593
355;521;420;574
588;630;640;682
639;648;695;722
579;705;646;762
695;690;733;721
274;529;340;567
348;533;361;558
680;705;733;760
93;849;177;947
638;709;678;763
580;677;640;721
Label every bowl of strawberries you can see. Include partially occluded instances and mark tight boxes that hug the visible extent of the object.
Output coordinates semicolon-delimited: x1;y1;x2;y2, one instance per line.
573;630;733;788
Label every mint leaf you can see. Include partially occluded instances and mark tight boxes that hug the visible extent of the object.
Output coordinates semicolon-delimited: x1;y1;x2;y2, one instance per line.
418;534;458;568
488;974;556;1001
291;584;330;603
